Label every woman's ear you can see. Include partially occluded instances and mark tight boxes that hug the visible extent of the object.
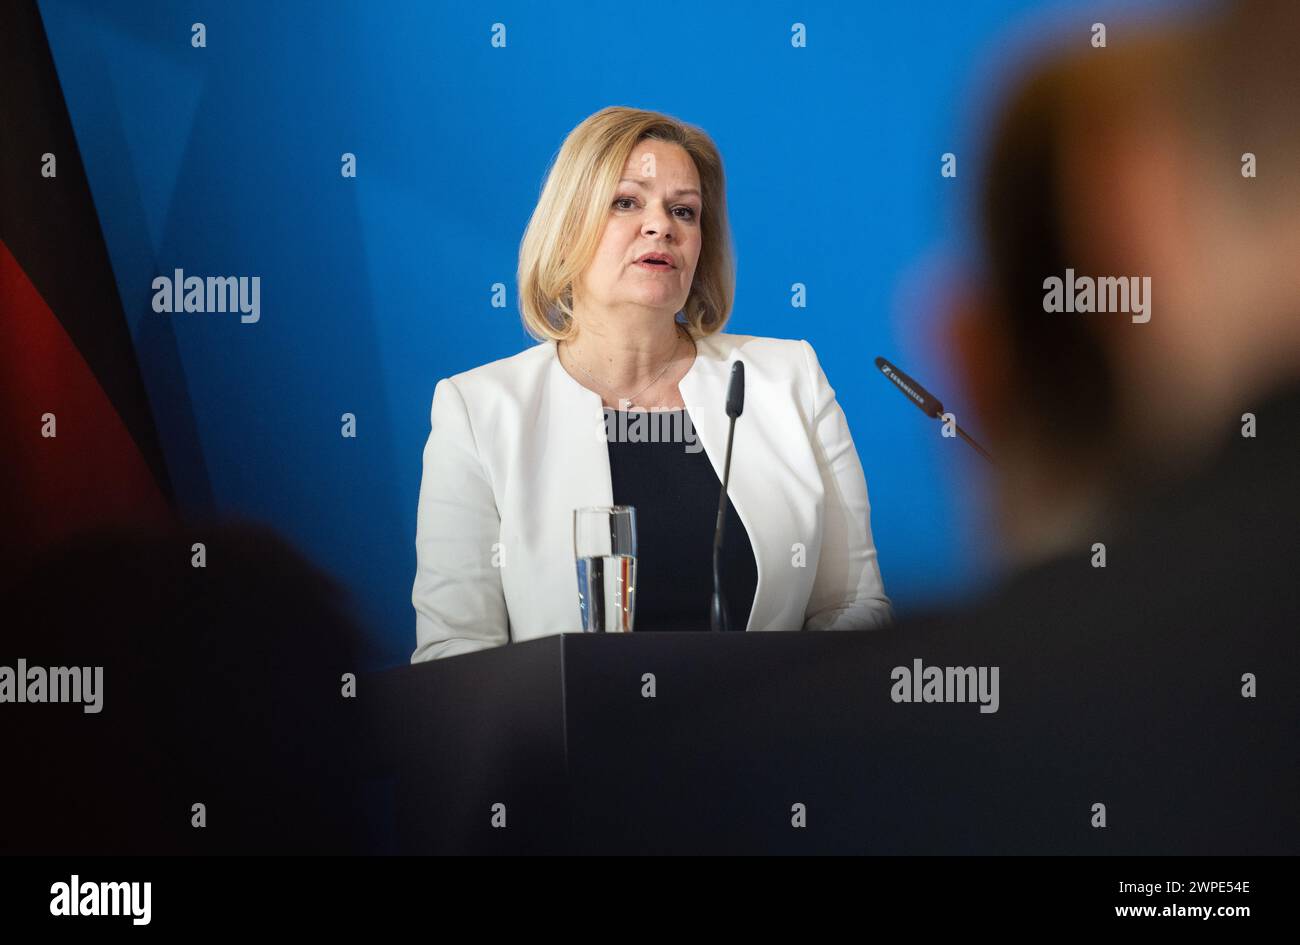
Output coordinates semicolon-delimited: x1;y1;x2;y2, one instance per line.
943;278;1014;441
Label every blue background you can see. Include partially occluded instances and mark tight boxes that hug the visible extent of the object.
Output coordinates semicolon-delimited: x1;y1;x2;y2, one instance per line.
38;0;1120;668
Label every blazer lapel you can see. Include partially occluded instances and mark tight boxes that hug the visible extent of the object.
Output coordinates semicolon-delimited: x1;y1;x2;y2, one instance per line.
524;347;612;632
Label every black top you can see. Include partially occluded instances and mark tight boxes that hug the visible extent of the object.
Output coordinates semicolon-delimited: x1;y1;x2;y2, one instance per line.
605;408;758;631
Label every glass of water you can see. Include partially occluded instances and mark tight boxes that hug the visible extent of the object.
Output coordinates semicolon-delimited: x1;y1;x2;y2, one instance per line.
573;506;637;632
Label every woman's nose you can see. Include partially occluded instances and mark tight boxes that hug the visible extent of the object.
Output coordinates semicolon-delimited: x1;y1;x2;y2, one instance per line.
642;205;675;238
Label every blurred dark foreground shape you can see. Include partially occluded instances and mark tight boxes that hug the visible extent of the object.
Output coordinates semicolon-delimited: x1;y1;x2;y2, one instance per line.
897;0;1300;852
1;521;381;854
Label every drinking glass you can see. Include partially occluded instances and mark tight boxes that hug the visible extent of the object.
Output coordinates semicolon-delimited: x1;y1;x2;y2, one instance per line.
573;506;637;632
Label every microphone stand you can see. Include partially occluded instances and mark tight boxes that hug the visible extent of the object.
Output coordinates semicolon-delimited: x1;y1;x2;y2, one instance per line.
710;415;738;632
711;362;745;631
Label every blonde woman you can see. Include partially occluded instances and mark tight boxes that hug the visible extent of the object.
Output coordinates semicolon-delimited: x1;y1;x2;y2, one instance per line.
411;106;891;661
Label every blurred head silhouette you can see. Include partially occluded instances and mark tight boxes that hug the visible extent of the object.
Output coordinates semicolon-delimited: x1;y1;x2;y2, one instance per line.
1;520;376;854
950;0;1300;562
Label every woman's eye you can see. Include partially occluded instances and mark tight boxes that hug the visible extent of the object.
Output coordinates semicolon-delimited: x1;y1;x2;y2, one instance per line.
612;197;697;220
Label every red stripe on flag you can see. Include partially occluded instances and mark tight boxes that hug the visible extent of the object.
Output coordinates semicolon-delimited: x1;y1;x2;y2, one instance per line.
0;238;173;568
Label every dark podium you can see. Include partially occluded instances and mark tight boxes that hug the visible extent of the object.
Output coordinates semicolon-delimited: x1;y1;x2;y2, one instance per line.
367;629;1037;855
368;624;1296;855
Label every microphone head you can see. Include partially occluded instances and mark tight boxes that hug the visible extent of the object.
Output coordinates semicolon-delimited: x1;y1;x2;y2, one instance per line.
725;361;745;418
874;356;944;418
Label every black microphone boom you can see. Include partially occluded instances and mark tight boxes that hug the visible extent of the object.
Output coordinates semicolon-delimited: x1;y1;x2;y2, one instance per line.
711;361;745;631
874;356;994;462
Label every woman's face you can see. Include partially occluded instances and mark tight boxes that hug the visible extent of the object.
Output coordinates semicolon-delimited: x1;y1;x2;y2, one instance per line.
575;140;703;320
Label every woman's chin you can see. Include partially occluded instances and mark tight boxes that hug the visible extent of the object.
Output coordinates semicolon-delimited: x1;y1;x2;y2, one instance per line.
622;288;686;311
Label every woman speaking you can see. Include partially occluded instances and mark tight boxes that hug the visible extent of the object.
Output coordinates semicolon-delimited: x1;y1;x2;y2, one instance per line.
411;106;891;661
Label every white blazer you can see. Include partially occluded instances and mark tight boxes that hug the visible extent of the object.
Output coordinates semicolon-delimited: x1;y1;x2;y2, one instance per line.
411;331;892;661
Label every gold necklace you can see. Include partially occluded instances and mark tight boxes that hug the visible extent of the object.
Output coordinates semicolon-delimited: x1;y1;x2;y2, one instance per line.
566;324;690;409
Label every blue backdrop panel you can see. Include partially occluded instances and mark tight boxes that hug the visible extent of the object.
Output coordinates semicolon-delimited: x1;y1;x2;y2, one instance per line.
39;0;1113;667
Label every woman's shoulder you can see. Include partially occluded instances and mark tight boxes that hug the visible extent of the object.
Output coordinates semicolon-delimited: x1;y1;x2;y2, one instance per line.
436;332;831;405
439;340;554;398
705;331;824;375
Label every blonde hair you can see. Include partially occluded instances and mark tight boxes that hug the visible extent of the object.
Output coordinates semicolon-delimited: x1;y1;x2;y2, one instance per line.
517;106;735;342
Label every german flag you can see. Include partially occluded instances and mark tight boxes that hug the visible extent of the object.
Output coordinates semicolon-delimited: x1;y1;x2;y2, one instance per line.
0;2;174;574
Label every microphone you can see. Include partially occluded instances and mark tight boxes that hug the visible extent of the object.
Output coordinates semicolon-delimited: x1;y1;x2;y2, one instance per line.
711;361;745;631
874;356;994;462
